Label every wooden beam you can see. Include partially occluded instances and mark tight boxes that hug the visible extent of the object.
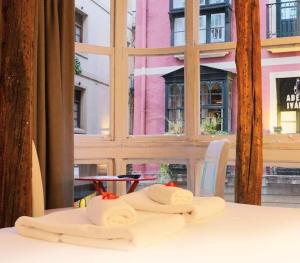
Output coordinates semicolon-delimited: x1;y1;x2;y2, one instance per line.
198;36;300;54
0;0;36;227
234;0;263;205
75;43;112;55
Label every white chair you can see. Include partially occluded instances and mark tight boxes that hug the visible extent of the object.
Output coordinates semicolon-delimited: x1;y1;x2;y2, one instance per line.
195;139;230;198
32;141;45;217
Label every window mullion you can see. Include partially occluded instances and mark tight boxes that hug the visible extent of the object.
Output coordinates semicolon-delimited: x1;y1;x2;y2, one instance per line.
114;0;128;141
185;0;200;137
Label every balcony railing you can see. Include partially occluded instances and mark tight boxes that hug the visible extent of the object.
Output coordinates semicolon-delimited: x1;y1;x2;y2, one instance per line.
267;1;300;38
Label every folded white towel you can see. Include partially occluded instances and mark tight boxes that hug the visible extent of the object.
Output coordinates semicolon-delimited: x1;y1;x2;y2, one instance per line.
121;188;225;223
147;184;193;205
16;209;129;240
15;208;185;250
186;196;226;223
61;212;185;250
87;196;136;227
121;188;194;214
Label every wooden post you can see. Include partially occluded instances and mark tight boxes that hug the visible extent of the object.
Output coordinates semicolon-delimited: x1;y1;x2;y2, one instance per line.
234;0;263;205
0;0;36;227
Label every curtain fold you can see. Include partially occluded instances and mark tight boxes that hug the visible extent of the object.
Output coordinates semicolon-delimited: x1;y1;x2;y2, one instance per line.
34;0;74;209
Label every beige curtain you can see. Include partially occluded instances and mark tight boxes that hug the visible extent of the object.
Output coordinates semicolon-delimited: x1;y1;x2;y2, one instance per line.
34;0;74;209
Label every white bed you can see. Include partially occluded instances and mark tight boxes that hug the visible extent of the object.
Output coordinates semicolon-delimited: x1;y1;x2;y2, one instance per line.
1;202;300;263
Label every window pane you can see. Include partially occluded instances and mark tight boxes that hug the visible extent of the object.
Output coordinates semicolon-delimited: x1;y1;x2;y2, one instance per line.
173;0;185;9
199;64;234;135
225;164;300;208
126;162;187;190
128;55;185;136
209;0;225;4
200;46;300;135
266;0;300;38
210;13;225;43
198;1;231;44
74;163;108;207
174;17;185;46
74;54;110;135
199;15;207;43
75;0;110;46
127;0;185;48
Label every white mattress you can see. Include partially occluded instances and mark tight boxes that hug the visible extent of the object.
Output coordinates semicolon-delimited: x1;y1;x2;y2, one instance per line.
1;202;300;263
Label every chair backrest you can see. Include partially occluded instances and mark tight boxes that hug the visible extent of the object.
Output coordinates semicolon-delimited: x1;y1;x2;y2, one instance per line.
199;139;230;198
32;141;45;217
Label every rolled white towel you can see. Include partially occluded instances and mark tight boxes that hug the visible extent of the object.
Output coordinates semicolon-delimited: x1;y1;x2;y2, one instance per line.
147;184;194;205
186;196;225;223
87;196;137;226
121;188;194;214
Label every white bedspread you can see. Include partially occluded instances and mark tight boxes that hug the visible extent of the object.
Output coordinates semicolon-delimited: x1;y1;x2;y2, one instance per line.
1;202;300;263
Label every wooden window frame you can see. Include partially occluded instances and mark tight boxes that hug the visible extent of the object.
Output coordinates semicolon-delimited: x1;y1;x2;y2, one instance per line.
74;0;300;194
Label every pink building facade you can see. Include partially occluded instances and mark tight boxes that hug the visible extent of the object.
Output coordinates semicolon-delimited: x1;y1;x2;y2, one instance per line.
131;0;300;136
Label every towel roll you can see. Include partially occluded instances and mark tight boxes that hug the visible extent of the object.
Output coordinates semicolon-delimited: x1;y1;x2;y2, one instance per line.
147;184;194;205
87;196;137;227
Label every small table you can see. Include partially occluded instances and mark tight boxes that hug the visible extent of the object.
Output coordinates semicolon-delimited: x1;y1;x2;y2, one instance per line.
75;175;157;195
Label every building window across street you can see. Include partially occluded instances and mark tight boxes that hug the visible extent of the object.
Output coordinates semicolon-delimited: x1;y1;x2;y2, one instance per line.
267;0;300;38
163;66;233;134
171;0;231;45
74;89;82;130
75;11;84;43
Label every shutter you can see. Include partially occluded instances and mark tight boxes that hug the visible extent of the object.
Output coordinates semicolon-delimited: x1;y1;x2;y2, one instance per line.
174;17;185;46
211;13;225;42
199;15;207;44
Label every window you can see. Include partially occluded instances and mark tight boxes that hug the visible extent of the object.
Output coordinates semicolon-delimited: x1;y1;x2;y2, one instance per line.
74;54;110;135
171;1;231;45
200;0;229;5
278;0;299;37
199;66;233;134
74;1;300;208
174;17;185;46
74;163;109;207
267;0;300;38
128;54;185;136
201;82;224;131
74;89;82;130
163;66;232;134
75;12;84;43
173;0;185;9
281;0;298;20
199;15;207;43
126;162;188;189
166;84;184;133
130;0;182;48
209;0;225;4
210;13;225;42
